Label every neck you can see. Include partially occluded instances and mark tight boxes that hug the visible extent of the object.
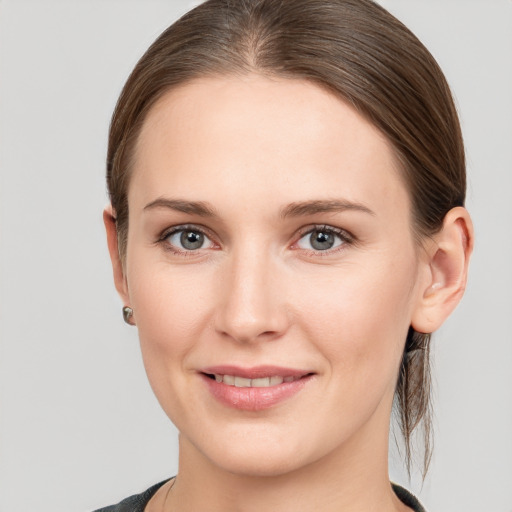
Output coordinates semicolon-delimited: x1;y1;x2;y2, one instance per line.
165;411;410;512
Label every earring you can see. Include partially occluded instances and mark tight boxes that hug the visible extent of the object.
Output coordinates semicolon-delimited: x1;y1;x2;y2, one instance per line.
122;306;135;326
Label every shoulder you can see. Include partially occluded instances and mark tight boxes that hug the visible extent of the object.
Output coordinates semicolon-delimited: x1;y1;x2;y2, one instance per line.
92;479;171;512
392;483;428;512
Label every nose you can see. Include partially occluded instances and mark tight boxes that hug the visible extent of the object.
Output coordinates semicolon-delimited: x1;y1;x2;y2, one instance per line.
214;248;289;344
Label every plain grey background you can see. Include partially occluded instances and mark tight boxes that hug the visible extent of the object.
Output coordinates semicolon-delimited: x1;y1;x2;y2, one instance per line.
1;1;511;511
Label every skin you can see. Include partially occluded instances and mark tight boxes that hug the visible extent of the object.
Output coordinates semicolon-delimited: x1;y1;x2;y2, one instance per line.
105;75;473;512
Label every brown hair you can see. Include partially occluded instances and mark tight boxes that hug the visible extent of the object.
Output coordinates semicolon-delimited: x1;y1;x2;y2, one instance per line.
107;0;465;476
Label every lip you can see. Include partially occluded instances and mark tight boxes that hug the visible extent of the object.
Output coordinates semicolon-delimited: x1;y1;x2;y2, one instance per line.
201;365;311;379
200;365;314;411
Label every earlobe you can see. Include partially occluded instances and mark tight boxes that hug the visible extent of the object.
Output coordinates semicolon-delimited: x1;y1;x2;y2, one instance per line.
103;205;130;306
411;207;474;333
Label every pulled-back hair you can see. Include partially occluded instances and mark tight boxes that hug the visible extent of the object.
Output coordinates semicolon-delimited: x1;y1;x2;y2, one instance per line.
107;0;465;476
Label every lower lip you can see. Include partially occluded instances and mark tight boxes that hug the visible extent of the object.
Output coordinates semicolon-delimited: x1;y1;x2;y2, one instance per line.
201;374;313;411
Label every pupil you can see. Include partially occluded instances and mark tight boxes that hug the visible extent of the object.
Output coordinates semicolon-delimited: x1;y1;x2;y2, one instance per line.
310;230;334;250
181;230;204;250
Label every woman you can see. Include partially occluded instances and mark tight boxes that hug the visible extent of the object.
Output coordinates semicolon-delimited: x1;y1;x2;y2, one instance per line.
97;0;473;510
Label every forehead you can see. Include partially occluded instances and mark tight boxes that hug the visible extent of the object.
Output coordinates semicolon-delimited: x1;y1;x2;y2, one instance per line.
131;74;409;218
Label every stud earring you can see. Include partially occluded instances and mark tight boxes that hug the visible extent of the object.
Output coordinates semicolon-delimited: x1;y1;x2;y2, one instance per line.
122;306;135;326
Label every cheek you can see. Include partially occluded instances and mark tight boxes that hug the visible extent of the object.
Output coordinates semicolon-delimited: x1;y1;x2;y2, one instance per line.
296;255;418;385
124;249;215;397
125;259;219;428
130;268;209;348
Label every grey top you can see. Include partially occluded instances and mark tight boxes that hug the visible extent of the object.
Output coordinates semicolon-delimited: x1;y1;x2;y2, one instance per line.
93;479;426;512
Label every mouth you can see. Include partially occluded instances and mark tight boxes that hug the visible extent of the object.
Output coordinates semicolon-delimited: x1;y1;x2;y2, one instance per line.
202;373;307;387
200;366;315;410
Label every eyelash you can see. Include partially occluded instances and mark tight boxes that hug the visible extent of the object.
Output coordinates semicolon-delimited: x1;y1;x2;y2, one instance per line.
156;224;355;256
157;224;217;256
292;224;355;256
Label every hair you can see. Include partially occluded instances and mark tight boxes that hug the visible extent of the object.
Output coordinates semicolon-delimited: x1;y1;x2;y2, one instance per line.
106;0;465;476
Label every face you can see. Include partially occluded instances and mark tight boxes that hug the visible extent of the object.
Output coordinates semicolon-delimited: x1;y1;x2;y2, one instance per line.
120;75;428;476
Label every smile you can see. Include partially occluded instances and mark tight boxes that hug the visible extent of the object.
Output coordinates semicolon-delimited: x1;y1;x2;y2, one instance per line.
210;374;301;387
200;366;314;411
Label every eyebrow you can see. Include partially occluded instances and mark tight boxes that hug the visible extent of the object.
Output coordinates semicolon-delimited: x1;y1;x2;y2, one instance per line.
280;199;375;218
143;198;218;217
143;197;375;218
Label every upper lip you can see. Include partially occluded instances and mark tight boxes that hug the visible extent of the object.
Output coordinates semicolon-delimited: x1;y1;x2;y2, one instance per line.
200;365;313;379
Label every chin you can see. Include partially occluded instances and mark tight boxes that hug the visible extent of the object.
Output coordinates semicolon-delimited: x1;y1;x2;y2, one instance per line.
185;424;335;479
208;447;308;478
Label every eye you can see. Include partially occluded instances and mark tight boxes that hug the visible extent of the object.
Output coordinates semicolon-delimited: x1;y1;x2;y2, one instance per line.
295;226;348;252
163;227;215;252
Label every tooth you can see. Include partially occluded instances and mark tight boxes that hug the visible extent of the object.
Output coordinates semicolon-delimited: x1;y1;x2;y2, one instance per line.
235;376;251;387
223;375;235;385
251;377;271;387
284;376;295;383
270;376;284;386
215;374;223;383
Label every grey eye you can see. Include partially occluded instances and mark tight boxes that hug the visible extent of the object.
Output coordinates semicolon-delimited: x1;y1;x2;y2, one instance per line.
181;230;204;250
311;230;335;250
167;229;212;251
296;228;344;251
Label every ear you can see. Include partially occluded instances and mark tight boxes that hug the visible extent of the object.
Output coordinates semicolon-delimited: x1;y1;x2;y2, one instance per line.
411;206;474;333
103;205;130;307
